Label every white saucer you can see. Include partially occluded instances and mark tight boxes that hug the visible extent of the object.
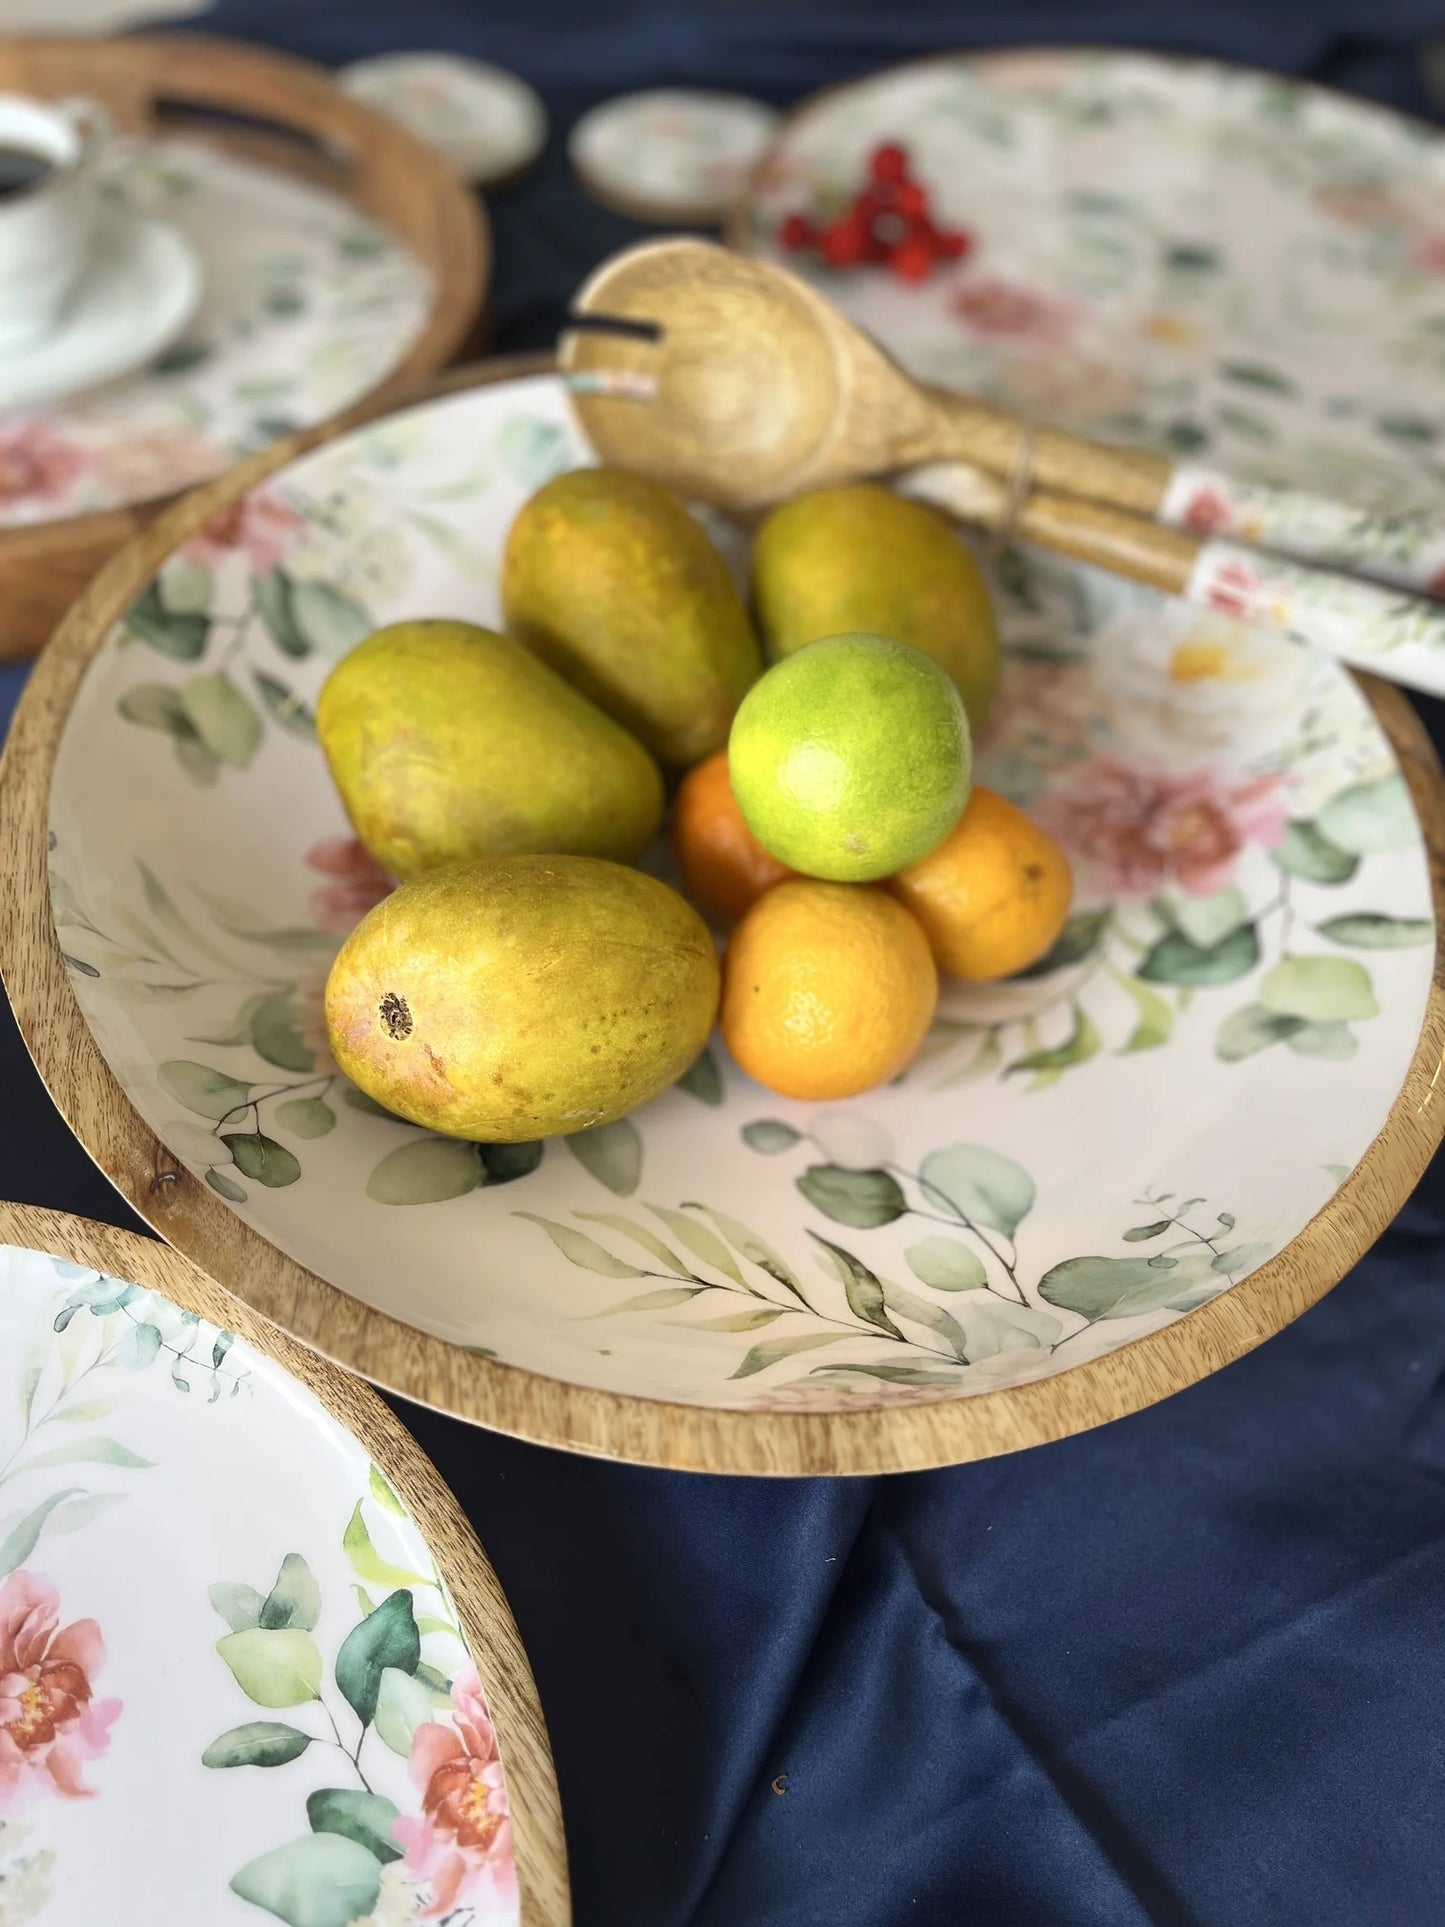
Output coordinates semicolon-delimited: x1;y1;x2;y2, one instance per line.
0;210;202;412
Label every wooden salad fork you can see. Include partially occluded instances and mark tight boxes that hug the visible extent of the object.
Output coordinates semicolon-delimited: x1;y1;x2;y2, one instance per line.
560;238;1445;700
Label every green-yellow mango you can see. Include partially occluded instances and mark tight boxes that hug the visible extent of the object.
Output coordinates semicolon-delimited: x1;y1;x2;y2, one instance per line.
316;620;663;879
501;467;762;767
326;854;720;1140
751;484;1000;729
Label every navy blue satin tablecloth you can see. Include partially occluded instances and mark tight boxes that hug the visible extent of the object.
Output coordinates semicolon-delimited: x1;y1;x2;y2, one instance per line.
6;5;1445;1920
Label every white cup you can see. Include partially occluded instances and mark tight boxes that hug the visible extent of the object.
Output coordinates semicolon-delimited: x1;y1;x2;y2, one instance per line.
0;94;110;357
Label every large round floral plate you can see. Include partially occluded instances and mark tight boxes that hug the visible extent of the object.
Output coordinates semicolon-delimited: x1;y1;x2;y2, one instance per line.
9;363;1441;1475
738;48;1445;586
0;1204;566;1926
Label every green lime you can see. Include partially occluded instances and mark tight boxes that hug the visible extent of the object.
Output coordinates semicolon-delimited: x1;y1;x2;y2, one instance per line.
727;632;972;882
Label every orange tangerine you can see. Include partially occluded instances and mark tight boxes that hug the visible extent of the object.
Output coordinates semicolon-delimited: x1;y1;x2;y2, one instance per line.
889;786;1073;980
721;879;937;1099
672;748;794;923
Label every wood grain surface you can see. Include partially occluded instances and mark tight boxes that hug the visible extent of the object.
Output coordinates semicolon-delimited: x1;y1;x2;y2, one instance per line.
567;240;1175;520
1;357;1442;1478
0;1198;570;1925
0;31;488;663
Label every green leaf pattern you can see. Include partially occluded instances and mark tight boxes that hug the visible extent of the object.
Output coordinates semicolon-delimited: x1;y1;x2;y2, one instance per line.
199;1473;499;1924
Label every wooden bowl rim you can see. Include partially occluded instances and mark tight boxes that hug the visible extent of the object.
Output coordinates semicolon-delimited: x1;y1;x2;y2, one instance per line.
0;30;489;575
0;1198;569;1925
2;356;1442;1478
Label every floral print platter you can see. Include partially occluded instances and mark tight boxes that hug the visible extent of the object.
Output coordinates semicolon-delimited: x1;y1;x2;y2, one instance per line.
47;371;1437;1417
743;49;1445;591
0;1243;518;1926
0;137;432;532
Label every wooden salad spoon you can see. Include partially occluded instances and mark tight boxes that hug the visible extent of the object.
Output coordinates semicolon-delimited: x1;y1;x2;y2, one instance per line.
560;238;1445;700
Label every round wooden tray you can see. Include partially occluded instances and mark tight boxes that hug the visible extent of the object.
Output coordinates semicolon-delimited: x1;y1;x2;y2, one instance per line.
0;1197;570;1925
0;32;488;664
2;357;1443;1478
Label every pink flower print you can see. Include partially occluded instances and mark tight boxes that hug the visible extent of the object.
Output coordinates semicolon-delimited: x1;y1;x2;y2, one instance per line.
984;50;1073;91
999;349;1138;423
1035;754;1288;898
0;422;88;509
1314;183;1404;228
949;277;1078;345
979;659;1112;780
394;1663;516;1922
1200;558;1261;622
305;837;392;936
94;426;221;504
183;488;302;574
294;966;337;1076
1410;233;1445;275
1429;564;1445;600
0;1571;120;1809
1177;484;1234;536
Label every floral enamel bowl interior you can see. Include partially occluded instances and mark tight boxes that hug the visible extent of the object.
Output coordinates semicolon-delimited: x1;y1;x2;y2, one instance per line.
33;365;1442;1464
0;1235;528;1926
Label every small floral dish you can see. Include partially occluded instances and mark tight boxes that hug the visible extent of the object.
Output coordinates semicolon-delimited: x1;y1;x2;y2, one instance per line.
737;48;1445;589
339;54;548;190
569;90;780;224
5;358;1441;1477
0;1203;567;1926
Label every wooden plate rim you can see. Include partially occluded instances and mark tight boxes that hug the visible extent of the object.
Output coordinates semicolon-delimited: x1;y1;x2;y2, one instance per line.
0;1198;569;1925
1;356;1442;1478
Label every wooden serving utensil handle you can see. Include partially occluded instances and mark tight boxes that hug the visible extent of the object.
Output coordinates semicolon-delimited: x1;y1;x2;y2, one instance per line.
907;462;1445;700
911;385;1445;595
913;386;1173;518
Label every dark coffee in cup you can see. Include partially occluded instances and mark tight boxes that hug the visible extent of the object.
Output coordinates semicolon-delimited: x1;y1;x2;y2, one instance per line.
0;96;109;353
0;143;54;201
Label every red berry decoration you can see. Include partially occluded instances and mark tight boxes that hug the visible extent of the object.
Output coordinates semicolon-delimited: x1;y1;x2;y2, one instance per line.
821;216;867;267
777;139;974;282
889;234;934;283
869;141;910;183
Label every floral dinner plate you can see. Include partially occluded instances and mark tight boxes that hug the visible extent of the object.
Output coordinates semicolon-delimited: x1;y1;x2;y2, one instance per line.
20;363;1441;1474
0;1206;565;1924
738;48;1445;581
